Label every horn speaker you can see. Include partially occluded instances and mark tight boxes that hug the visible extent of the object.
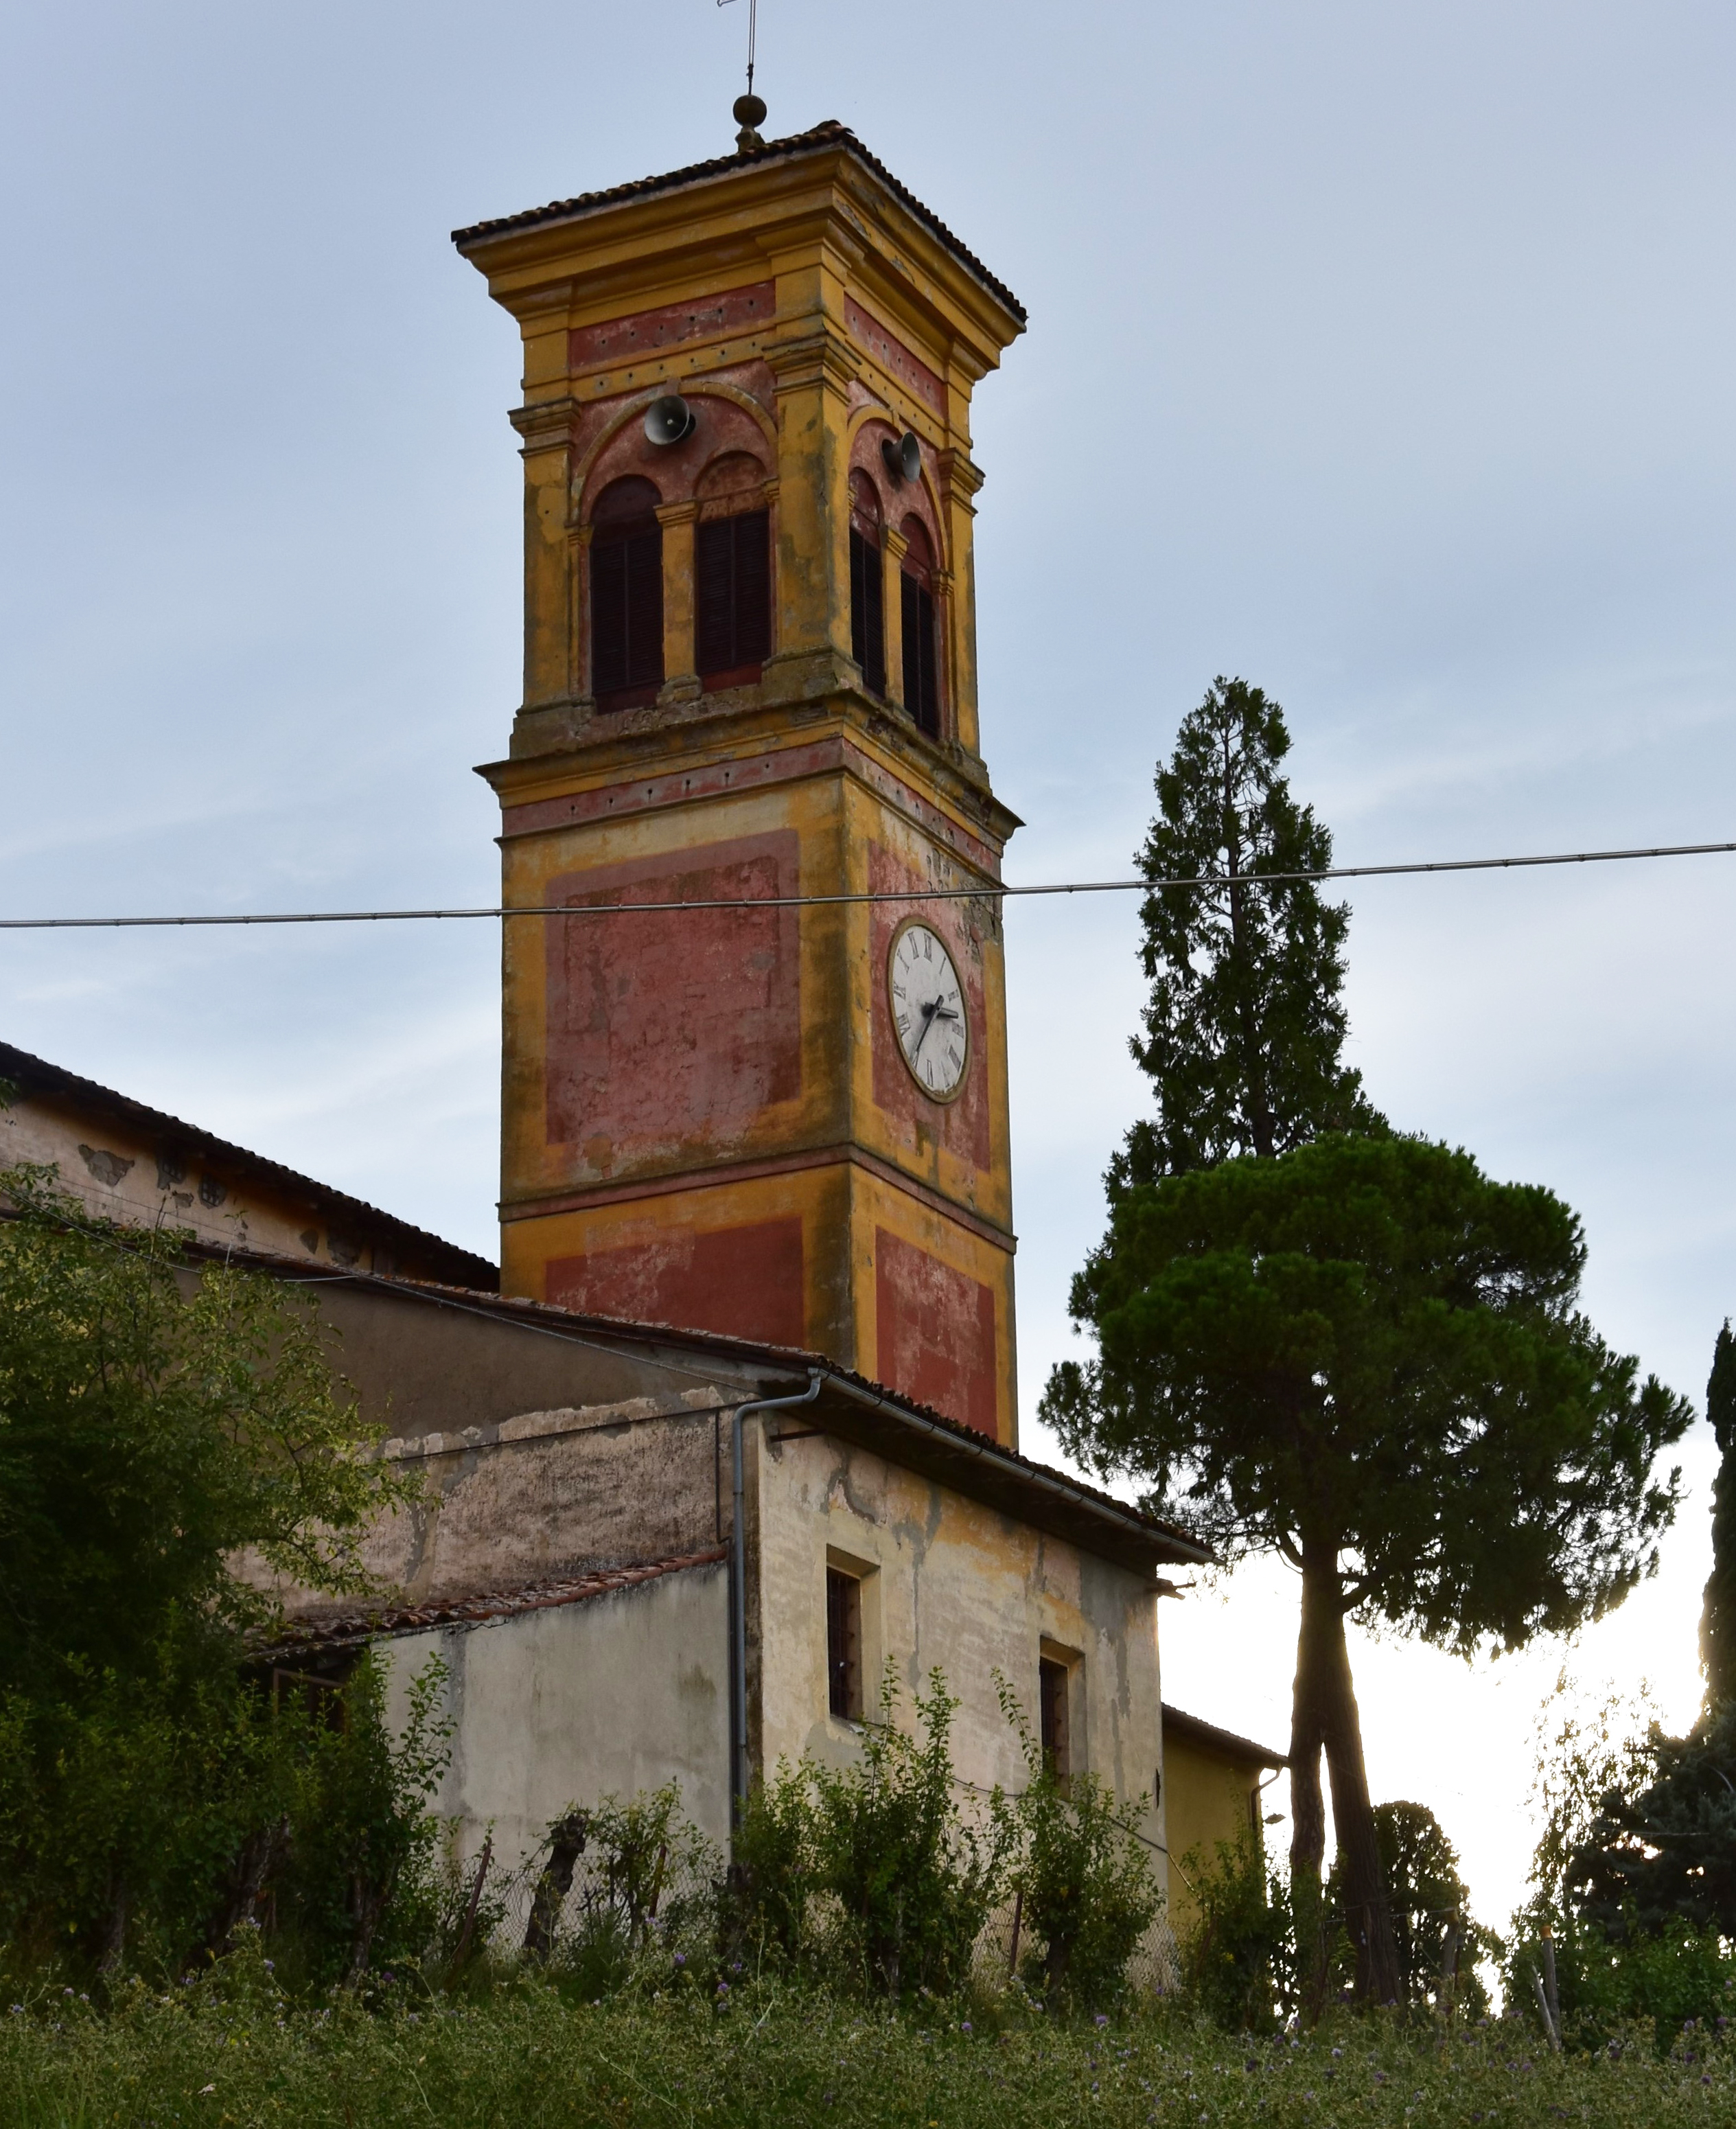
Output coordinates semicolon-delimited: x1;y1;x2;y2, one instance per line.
644;394;697;447
881;430;922;485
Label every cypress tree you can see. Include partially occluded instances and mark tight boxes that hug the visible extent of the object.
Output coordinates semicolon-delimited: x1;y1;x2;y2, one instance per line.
1112;676;1378;1197
1700;1321;1736;1708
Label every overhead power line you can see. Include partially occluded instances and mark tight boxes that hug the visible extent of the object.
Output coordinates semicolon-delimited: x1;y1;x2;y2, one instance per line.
1;836;1734;930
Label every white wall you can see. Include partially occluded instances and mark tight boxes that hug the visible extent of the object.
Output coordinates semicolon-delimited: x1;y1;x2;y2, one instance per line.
382;1558;730;1872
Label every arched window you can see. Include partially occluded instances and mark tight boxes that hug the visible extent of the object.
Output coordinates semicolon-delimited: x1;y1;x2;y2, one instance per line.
590;476;663;709
848;471;886;696
899;517;940;737
695;462;772;686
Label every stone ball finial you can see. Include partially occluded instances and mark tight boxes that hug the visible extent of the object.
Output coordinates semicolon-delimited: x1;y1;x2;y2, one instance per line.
733;93;767;152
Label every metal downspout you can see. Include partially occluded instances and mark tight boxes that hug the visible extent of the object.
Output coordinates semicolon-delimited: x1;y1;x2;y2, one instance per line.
729;1370;822;1832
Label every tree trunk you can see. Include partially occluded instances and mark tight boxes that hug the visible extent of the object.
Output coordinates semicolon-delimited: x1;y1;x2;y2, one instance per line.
1288;1539;1334;2016
1312;1587;1404;2006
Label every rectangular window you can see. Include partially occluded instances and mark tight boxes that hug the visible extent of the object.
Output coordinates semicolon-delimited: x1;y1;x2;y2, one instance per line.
849;526;886;695
592;520;664;705
1039;1656;1071;1790
826;1566;862;1720
900;571;940;736
695;508;771;684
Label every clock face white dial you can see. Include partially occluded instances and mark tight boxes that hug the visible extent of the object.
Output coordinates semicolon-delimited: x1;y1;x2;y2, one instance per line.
888;919;969;1101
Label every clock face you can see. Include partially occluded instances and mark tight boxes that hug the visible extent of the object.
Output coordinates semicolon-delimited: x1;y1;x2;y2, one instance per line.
888;919;969;1102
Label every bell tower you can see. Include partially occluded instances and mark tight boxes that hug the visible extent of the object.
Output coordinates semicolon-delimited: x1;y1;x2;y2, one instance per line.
456;122;1026;1445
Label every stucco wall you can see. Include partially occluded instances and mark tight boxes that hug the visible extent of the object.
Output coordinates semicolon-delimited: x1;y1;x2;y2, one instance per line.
1161;1731;1263;1938
380;1557;731;1873
748;1419;1168;1907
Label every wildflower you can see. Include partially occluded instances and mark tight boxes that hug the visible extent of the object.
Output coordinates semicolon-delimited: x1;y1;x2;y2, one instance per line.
673;1953;686;1968
263;1961;274;1973
1096;2013;1109;2028
961;2021;972;2034
1330;2048;1342;2058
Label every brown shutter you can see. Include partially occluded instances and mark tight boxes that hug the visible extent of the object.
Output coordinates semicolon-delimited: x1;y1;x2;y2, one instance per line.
592;516;663;707
901;571;938;734
850;527;886;695
734;509;771;666
623;526;663;689
695;516;733;676
915;582;939;736
591;538;629;697
695;508;770;684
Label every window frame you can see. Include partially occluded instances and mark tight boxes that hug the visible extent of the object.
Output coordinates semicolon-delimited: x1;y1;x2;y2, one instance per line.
826;1565;864;1722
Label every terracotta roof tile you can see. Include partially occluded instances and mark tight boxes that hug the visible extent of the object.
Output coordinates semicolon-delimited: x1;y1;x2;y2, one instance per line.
452;120;1026;325
262;1546;727;1655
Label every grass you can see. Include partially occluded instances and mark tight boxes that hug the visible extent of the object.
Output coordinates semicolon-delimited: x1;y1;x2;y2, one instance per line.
1;1966;1731;2129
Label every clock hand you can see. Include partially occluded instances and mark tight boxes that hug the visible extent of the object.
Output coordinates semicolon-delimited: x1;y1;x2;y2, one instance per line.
910;997;941;1058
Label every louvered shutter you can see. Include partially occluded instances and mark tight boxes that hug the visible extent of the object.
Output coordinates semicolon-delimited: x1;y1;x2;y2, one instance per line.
591;518;664;704
591;538;629;698
901;572;939;735
850;528;886;695
734;510;771;665
695;509;771;682
914;582;939;735
695;517;734;676
623;526;663;689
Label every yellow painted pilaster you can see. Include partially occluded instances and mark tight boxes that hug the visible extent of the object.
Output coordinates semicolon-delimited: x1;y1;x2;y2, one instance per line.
656;500;702;703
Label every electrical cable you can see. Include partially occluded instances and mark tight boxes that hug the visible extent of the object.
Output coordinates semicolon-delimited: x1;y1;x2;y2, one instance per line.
3;836;1735;930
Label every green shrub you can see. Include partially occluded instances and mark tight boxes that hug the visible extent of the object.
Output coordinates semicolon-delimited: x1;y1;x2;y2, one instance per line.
993;1671;1159;2012
805;1669;1012;2001
1178;1830;1291;2032
1504;1910;1736;2054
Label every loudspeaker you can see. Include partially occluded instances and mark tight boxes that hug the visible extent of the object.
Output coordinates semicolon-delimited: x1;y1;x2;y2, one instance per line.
881;430;921;485
644;394;697;447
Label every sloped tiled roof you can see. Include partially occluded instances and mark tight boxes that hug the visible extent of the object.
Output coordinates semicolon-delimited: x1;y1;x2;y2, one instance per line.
262;1547;728;1656
452;120;1026;325
0;1039;497;1289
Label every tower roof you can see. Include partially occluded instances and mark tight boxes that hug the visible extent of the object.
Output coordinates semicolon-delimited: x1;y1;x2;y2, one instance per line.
451;120;1026;326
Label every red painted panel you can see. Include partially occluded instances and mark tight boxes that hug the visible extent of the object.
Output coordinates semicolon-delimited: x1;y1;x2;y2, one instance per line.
868;845;993;1171
545;832;800;1163
873;1228;998;1438
844;298;945;412
548;1216;805;1346
570;283;776;369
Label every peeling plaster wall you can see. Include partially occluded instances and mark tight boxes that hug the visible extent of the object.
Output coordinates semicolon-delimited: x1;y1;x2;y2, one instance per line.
358;1396;726;1607
380;1559;730;1874
750;1422;1169;1905
0;1088;488;1284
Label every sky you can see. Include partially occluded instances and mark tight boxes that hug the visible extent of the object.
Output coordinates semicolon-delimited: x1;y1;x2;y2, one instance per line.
3;0;1734;1935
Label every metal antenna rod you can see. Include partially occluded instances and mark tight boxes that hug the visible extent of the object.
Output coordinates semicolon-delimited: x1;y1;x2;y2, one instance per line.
721;0;767;150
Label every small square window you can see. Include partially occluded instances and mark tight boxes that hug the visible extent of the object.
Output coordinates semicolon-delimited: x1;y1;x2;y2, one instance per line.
827;1566;862;1720
1039;1656;1071;1789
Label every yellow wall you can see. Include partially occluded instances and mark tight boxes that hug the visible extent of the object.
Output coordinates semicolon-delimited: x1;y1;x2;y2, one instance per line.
1162;1731;1266;1940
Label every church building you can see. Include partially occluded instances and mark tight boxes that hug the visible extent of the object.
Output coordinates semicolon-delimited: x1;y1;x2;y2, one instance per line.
3;114;1284;1953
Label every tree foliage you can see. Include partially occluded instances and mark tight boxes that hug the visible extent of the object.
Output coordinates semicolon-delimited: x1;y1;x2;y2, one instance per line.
1045;1131;1689;2003
0;1161;415;1700
1047;1133;1687;1648
1326;1802;1493;2016
0;1163;430;1975
1115;676;1376;1190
